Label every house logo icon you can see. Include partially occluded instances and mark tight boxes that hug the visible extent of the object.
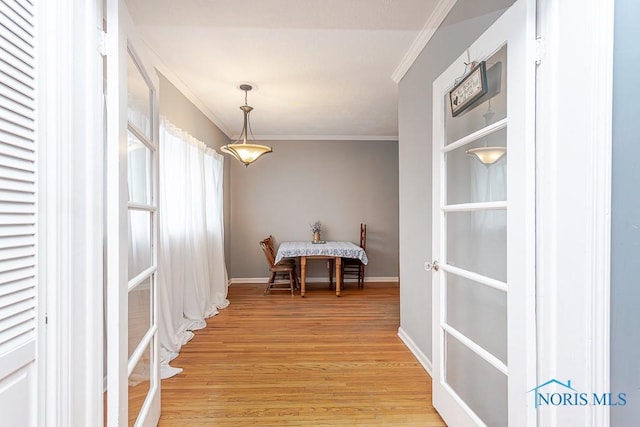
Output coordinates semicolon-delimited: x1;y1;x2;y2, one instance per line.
527;379;577;408
527;379;627;408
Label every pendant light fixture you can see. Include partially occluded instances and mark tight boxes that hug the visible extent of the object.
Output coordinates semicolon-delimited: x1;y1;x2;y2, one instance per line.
466;99;506;166
466;146;506;165
221;84;272;166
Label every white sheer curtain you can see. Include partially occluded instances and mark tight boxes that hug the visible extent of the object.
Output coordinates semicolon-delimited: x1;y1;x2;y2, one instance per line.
157;118;229;379
471;156;506;230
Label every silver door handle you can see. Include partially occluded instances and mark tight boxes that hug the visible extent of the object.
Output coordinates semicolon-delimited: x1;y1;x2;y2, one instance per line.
424;260;439;272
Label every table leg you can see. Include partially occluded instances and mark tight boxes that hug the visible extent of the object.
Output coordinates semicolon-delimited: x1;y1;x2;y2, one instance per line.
301;256;307;297
335;257;342;297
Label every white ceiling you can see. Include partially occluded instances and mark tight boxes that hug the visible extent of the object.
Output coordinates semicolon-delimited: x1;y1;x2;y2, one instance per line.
126;0;441;141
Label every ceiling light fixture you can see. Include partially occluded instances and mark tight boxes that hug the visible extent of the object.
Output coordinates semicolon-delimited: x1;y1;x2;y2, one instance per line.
466;146;506;165
221;84;272;166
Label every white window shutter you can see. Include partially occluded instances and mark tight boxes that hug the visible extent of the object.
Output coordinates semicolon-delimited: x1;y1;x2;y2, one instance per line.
0;0;37;366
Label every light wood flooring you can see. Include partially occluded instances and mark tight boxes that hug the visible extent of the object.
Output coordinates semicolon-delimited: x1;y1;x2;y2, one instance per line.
158;282;446;426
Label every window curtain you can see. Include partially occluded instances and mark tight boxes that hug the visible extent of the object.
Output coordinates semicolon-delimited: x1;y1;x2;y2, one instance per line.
471;156;506;230
157;118;229;379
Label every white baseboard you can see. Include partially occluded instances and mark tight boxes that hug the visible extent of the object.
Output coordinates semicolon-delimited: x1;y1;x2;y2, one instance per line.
398;326;432;376
365;276;399;283
228;277;269;285
228;276;399;285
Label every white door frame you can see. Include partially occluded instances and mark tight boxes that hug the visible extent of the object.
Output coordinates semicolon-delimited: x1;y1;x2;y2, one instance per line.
535;0;614;426
104;0;130;421
39;0;105;425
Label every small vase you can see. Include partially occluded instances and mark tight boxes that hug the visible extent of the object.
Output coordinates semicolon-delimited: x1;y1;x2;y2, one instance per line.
313;231;321;243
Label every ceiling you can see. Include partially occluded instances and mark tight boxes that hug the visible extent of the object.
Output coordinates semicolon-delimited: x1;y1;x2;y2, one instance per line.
126;0;442;141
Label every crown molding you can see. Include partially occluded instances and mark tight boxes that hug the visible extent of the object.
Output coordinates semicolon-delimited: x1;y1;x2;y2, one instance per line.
137;39;234;138
232;134;399;142
391;0;458;83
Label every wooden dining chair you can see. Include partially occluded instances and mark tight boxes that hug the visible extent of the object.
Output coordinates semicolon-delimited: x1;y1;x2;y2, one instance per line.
260;237;298;296
341;223;367;289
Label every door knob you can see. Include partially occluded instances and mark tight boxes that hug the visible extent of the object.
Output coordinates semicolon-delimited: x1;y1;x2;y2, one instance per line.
424;260;440;272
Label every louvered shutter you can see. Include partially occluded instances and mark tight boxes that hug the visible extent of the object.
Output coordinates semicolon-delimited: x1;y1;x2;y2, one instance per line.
0;0;37;423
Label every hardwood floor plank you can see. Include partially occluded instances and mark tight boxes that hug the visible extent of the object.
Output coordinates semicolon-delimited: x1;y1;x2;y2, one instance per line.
158;283;446;426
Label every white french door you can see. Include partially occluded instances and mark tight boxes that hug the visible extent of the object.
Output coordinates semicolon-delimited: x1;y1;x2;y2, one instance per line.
106;0;160;425
430;0;536;426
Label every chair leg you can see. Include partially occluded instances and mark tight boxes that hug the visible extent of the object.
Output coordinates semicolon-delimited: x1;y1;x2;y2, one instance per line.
292;265;298;290
265;271;280;295
289;271;295;296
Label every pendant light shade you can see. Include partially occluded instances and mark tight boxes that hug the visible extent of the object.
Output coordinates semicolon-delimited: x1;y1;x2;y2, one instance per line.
465;100;506;166
221;84;272;166
221;142;272;166
466;146;506;165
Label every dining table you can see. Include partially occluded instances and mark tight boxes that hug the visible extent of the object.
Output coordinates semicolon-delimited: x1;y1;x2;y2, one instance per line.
275;241;368;297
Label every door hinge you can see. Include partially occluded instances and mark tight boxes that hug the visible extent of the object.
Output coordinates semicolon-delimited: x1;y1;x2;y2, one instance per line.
98;30;108;56
535;37;545;64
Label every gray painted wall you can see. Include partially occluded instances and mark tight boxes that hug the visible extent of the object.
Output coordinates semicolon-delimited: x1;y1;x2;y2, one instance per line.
158;75;229;148
157;74;233;263
227;139;399;281
397;0;514;361
611;0;640;423
156;75;398;282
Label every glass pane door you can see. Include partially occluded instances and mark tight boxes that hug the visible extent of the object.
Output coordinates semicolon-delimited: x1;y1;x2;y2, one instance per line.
442;44;509;427
105;2;160;422
430;1;536;426
125;45;159;427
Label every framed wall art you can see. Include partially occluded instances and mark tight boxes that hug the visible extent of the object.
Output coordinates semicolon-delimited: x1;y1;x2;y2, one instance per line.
449;61;488;117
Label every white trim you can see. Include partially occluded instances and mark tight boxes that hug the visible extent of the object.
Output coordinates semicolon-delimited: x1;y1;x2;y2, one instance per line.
361;276;399;283
227;278;269;285
242;134;399;142
134;39;233;137
440;264;507;293
535;1;614;426
127;325;158;377
124;39;402;142
39;1;105;425
585;3;613;427
105;0;129;425
442;118;508;152
131;38;403;142
442;201;507;212
442;324;508;375
391;0;458;83
128;267;158;291
397;327;433;376
228;276;399;285
38;2;58;425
